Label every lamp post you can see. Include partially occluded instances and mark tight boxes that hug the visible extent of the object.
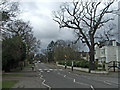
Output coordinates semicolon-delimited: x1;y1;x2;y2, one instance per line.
65;55;67;69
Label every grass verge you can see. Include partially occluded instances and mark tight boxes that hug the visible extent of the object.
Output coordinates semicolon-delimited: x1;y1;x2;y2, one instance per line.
26;64;33;68
2;73;23;77
2;80;18;88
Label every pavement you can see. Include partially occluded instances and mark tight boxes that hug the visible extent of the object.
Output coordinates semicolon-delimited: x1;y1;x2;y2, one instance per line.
35;63;119;89
10;67;46;88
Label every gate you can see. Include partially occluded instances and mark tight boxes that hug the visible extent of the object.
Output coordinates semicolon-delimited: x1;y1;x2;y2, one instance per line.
106;61;120;72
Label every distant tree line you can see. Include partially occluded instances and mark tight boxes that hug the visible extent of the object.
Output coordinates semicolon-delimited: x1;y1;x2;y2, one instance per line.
39;40;83;63
1;0;40;72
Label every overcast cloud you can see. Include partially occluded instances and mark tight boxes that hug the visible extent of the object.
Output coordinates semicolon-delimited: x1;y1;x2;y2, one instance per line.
18;1;76;49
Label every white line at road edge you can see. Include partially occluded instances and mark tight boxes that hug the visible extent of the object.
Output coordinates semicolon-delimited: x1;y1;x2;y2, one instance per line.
42;80;51;90
39;73;51;90
91;85;95;90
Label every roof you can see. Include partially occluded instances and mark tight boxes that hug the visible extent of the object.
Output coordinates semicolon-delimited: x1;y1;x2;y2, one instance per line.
99;40;120;48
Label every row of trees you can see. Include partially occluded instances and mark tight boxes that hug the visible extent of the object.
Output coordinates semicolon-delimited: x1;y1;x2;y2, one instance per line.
1;0;40;72
45;40;82;62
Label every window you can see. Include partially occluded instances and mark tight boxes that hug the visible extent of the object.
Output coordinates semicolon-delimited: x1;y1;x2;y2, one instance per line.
101;49;105;55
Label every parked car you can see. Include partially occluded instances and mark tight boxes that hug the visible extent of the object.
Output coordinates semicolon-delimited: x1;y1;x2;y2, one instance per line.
38;61;41;63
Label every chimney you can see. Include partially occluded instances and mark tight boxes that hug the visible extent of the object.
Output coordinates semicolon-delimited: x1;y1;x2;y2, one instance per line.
112;40;116;46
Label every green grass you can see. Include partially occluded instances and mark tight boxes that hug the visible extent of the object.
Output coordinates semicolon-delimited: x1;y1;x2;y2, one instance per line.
0;81;2;89
2;80;18;88
2;73;23;77
10;67;23;72
26;64;33;68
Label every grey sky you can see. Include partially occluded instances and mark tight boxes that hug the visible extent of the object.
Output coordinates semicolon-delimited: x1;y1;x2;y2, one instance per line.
18;1;76;49
18;0;119;51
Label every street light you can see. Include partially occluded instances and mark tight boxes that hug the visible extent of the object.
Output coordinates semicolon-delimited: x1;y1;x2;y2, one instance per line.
64;55;67;69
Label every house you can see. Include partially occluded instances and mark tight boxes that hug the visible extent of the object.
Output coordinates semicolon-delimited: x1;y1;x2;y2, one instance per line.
95;40;120;65
75;51;89;61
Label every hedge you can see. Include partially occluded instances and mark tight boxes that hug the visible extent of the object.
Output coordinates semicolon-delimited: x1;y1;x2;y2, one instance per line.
58;60;102;68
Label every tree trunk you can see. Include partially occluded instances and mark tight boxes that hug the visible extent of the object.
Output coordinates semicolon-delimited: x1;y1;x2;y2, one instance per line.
89;35;96;73
89;48;96;73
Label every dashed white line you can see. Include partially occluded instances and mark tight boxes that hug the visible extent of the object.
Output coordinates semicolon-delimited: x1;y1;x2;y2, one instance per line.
59;69;63;71
104;80;118;85
104;81;112;85
47;71;50;72
64;75;66;77
54;69;57;71
73;79;76;82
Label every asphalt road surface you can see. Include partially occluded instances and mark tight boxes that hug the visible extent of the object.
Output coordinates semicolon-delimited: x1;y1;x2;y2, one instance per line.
35;63;119;90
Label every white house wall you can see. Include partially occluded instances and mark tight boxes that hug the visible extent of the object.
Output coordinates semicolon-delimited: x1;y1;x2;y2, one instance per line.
105;46;117;63
116;46;120;62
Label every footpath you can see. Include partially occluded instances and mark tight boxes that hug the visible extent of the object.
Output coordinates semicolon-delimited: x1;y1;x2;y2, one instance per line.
3;67;46;88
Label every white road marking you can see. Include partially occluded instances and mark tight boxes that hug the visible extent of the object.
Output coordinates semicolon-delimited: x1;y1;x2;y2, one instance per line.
90;85;95;90
39;69;42;71
73;79;76;82
42;80;51;90
39;73;51;90
104;80;118;85
47;71;50;72
54;69;57;71
49;69;53;71
59;69;63;71
104;81;112;85
75;81;91;88
64;75;66;77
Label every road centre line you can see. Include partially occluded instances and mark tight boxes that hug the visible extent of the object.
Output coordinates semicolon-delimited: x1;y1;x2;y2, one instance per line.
104;80;118;85
64;75;66;77
73;73;116;86
104;81;112;85
57;71;95;88
73;79;75;82
47;71;50;72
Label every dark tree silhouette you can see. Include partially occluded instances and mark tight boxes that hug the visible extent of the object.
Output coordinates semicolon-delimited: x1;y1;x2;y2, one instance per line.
53;0;116;72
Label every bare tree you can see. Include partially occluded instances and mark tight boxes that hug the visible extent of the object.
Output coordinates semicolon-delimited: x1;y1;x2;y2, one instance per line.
53;0;116;72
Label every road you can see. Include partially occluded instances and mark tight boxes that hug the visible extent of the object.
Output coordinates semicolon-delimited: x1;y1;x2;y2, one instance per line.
35;63;119;89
